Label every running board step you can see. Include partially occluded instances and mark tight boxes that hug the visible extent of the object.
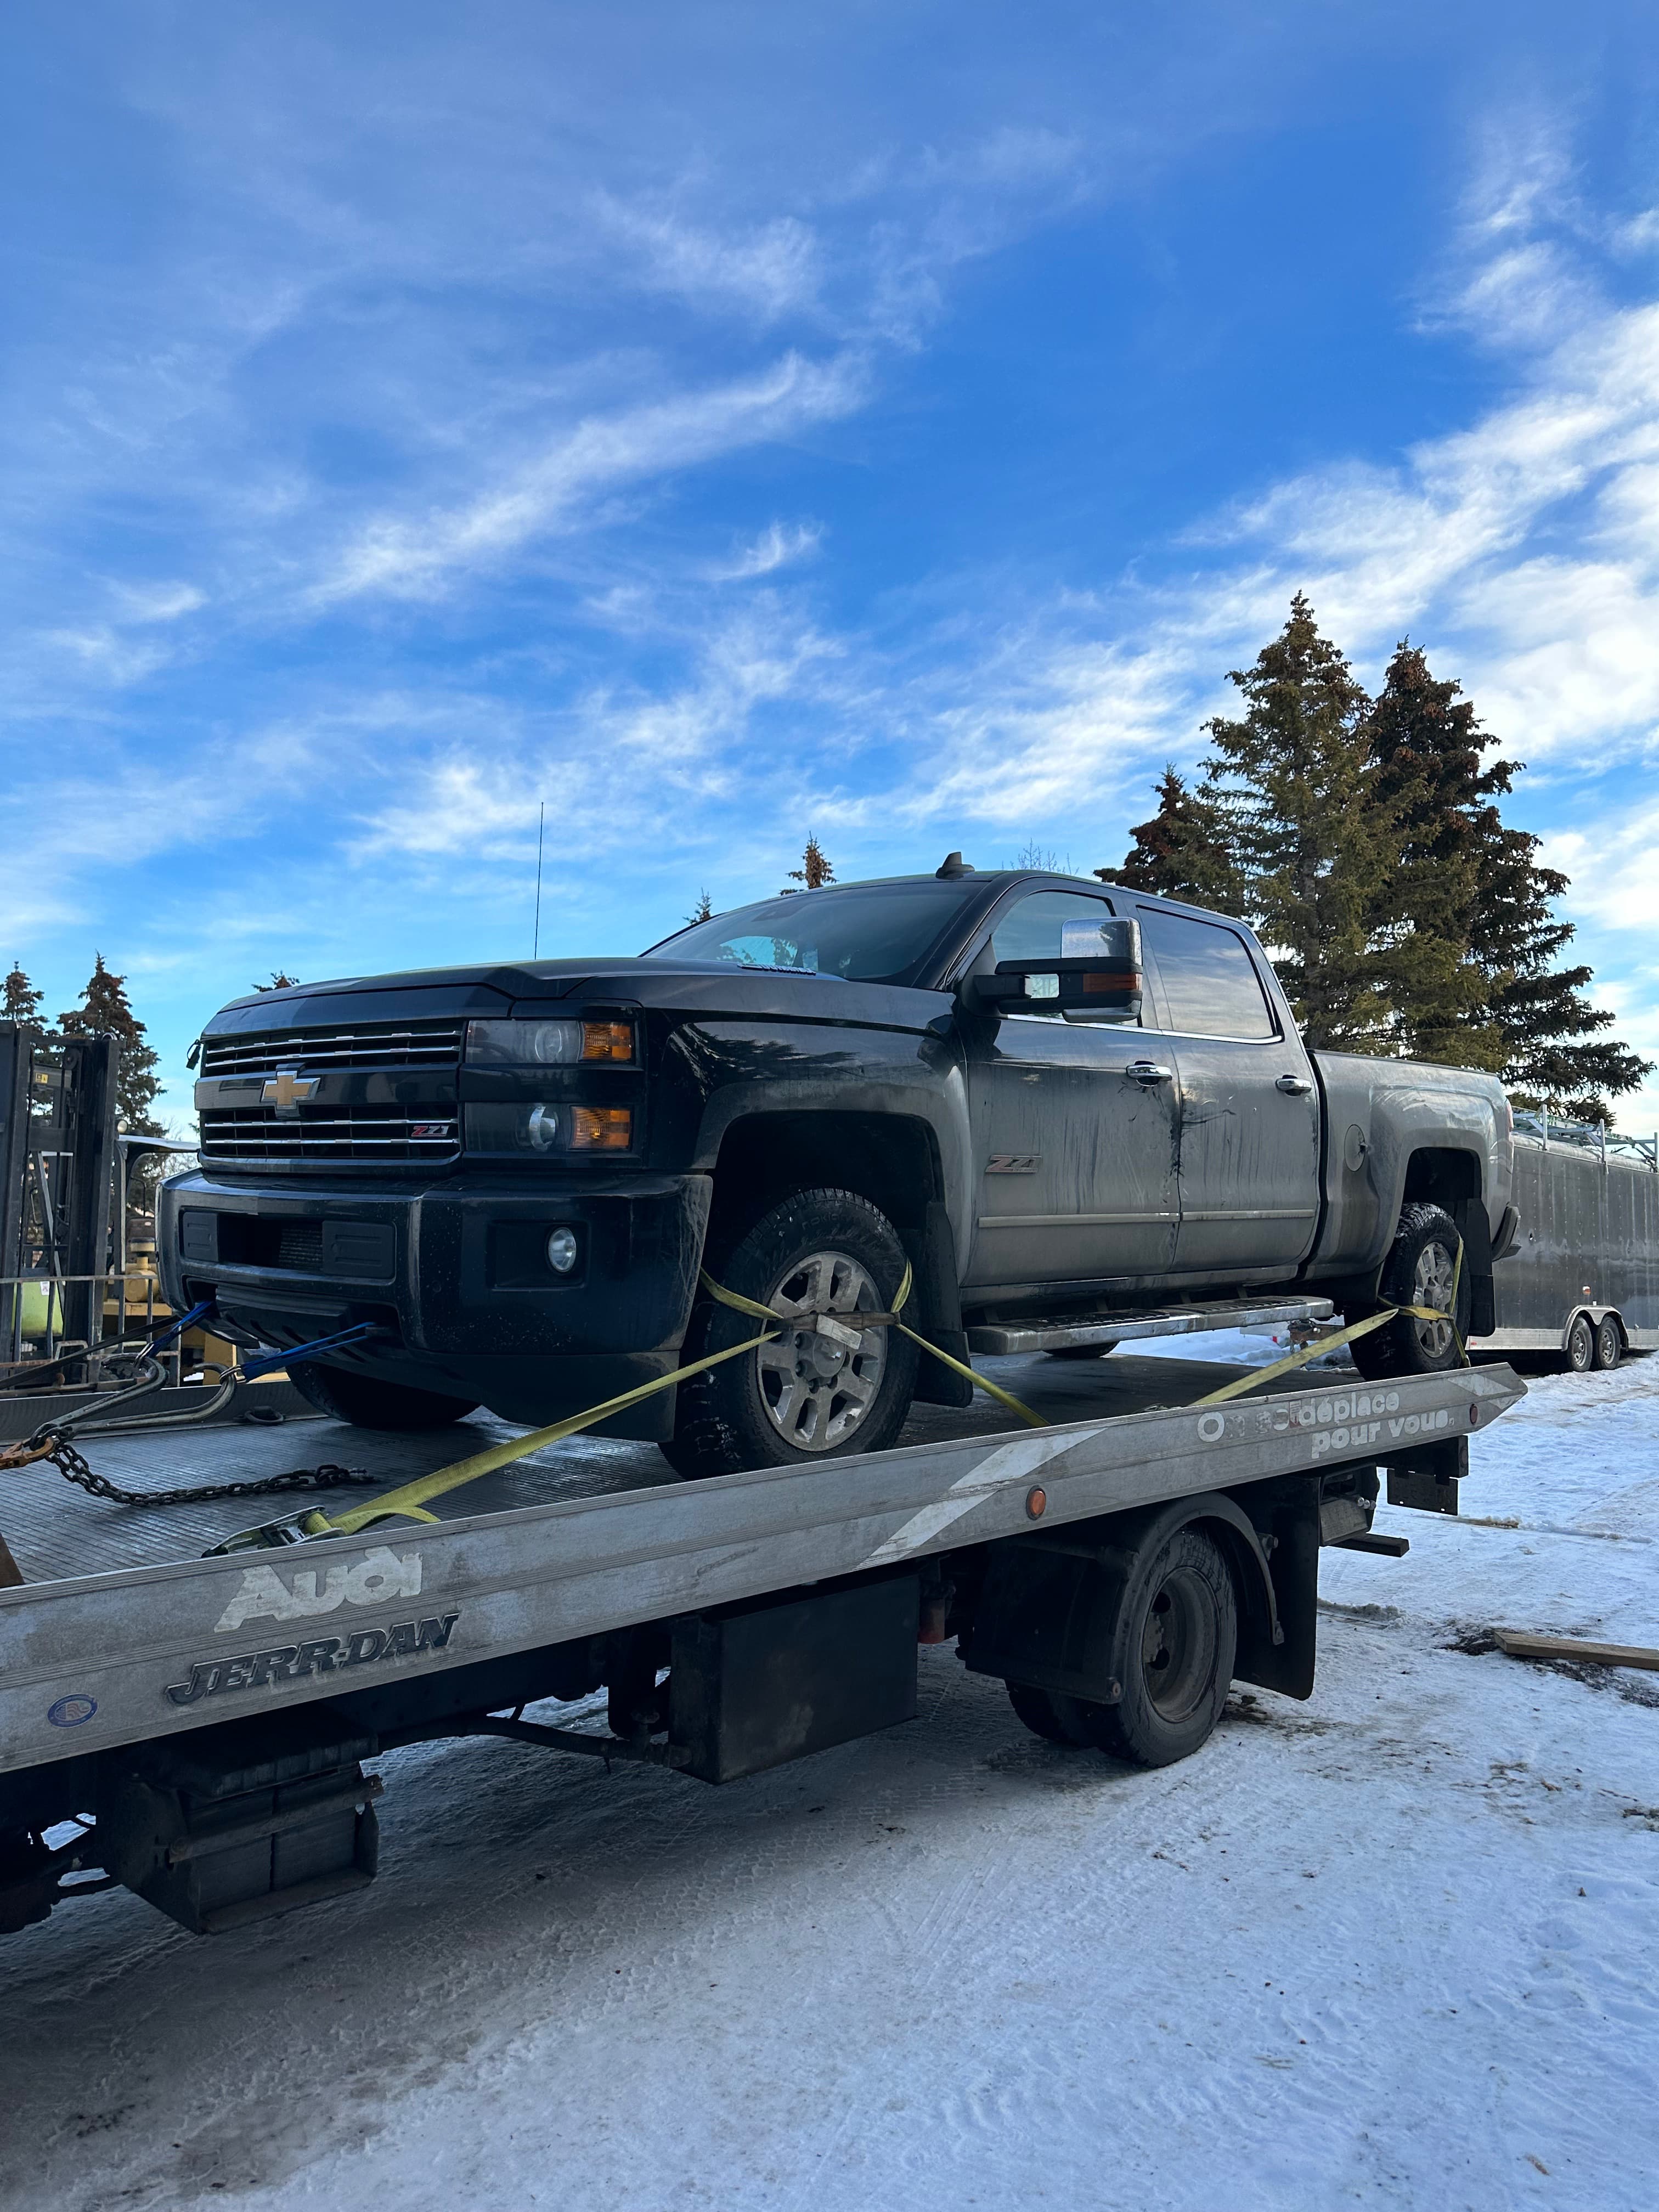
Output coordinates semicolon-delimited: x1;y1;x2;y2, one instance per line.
966;1296;1335;1357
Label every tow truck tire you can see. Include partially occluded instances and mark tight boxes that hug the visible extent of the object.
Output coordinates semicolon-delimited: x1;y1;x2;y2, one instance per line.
661;1189;919;1480
1350;1203;1471;1381
1086;1526;1238;1768
286;1362;479;1430
1006;1681;1098;1745
1594;1314;1623;1370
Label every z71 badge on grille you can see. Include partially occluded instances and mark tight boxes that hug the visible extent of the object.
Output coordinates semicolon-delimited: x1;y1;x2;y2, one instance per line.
986;1154;1040;1173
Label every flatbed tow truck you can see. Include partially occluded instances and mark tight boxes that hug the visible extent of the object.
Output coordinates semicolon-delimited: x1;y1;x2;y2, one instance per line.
0;1318;1523;1943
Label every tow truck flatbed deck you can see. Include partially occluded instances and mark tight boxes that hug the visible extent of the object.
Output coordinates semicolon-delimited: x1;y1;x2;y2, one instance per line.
2;1351;1523;1781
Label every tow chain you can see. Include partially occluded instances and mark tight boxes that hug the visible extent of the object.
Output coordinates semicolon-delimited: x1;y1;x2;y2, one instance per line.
0;1428;376;1508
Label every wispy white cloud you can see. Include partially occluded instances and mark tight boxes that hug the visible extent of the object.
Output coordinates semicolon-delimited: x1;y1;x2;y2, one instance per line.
590;195;823;324
110;580;207;623
706;520;823;581
317;352;866;603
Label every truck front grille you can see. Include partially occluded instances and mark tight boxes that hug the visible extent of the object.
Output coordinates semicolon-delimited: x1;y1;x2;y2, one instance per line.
199;1022;464;1080
199;1107;460;1167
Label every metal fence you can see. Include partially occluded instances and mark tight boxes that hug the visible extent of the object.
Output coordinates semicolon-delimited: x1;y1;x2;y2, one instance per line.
1;1269;190;1385
1510;1109;1658;1171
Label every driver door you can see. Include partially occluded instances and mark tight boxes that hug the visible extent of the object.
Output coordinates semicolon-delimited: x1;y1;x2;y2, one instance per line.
961;889;1182;1290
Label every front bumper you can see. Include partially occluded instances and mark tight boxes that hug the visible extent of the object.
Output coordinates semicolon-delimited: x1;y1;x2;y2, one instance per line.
157;1169;713;1436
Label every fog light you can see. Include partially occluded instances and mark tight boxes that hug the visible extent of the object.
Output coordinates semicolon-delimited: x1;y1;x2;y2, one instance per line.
545;1226;579;1274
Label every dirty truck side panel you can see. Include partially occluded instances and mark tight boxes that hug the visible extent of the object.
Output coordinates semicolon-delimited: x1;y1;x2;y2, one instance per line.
1306;1051;1512;1285
961;1014;1182;1288
1132;905;1322;1280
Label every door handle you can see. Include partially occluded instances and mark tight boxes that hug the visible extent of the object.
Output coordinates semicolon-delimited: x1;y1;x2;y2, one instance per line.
1126;1060;1173;1084
1276;1074;1314;1095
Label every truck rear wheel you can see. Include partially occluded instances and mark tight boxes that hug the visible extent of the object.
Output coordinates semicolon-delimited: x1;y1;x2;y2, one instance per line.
1004;1526;1238;1768
1350;1203;1471;1381
287;1362;479;1430
1006;1681;1098;1744
661;1189;919;1480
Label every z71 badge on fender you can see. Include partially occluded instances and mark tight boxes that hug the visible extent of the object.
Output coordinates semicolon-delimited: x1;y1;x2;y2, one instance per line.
165;1612;460;1707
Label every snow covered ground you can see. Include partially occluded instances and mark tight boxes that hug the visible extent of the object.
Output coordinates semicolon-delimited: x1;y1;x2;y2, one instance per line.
5;1346;1658;2212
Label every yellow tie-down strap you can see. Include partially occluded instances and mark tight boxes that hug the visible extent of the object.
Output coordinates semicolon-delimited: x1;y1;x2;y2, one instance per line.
258;1257;1045;1544
1194;1242;1467;1404
241;1250;1463;1544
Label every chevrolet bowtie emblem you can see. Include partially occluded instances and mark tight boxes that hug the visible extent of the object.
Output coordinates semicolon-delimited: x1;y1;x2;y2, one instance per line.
263;1066;318;1116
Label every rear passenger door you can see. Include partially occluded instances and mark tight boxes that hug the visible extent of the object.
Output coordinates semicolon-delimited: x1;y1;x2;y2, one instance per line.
1135;907;1321;1279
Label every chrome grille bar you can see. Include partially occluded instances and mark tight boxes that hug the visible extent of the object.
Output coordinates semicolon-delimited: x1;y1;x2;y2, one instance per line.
200;1023;464;1079
200;1108;459;1165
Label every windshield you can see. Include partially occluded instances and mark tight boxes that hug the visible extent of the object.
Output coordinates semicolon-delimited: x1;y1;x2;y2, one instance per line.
644;881;979;987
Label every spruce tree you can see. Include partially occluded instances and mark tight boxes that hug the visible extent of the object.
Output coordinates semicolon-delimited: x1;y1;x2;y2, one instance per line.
58;955;164;1136
1362;644;1501;1069
686;890;714;925
1471;820;1649;1111
783;836;835;894
1365;641;1649;1110
1096;766;1245;911
1200;595;1396;1049
3;963;48;1035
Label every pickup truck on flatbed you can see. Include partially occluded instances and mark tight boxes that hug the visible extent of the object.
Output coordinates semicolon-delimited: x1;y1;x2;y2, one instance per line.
161;861;1516;1477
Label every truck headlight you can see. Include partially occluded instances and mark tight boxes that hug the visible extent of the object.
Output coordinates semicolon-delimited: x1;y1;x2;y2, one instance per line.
466;1019;636;1065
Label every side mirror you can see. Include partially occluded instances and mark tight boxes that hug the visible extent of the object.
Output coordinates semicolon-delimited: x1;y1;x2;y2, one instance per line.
964;917;1143;1024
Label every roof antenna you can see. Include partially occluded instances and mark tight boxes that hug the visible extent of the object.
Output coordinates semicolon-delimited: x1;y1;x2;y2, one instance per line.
935;851;973;878
533;802;545;958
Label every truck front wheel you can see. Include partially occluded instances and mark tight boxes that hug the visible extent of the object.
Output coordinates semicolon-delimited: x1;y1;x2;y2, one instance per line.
287;1363;479;1430
661;1189;919;1480
1350;1203;1471;1381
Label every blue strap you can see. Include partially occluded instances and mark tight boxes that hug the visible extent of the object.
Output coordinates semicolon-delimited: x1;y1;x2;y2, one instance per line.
243;1321;380;1381
140;1297;218;1358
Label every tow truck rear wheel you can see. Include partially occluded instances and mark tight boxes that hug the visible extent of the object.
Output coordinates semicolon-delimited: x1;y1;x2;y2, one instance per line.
286;1363;479;1430
1350;1203;1471;1381
661;1188;919;1480
1005;1683;1098;1745
1004;1526;1238;1768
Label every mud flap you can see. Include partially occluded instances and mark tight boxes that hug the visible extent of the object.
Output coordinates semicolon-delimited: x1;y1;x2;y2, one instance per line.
910;1198;974;1408
961;1491;1305;1705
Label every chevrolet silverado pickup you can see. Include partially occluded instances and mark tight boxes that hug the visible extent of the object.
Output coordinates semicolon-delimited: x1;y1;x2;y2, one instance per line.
160;861;1515;1476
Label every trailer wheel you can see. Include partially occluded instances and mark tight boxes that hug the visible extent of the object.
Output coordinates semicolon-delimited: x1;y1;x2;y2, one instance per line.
1594;1314;1623;1370
1566;1313;1596;1373
1350;1204;1471;1380
661;1189;919;1480
287;1363;479;1430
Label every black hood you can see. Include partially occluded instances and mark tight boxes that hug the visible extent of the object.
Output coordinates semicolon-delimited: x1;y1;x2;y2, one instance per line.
205;955;952;1037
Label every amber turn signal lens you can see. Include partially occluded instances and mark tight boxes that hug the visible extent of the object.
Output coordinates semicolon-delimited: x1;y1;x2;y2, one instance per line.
581;1022;635;1063
1025;1485;1047;1520
571;1107;633;1150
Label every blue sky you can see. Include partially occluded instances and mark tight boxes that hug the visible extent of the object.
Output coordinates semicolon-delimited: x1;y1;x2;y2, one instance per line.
5;1;1659;1130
